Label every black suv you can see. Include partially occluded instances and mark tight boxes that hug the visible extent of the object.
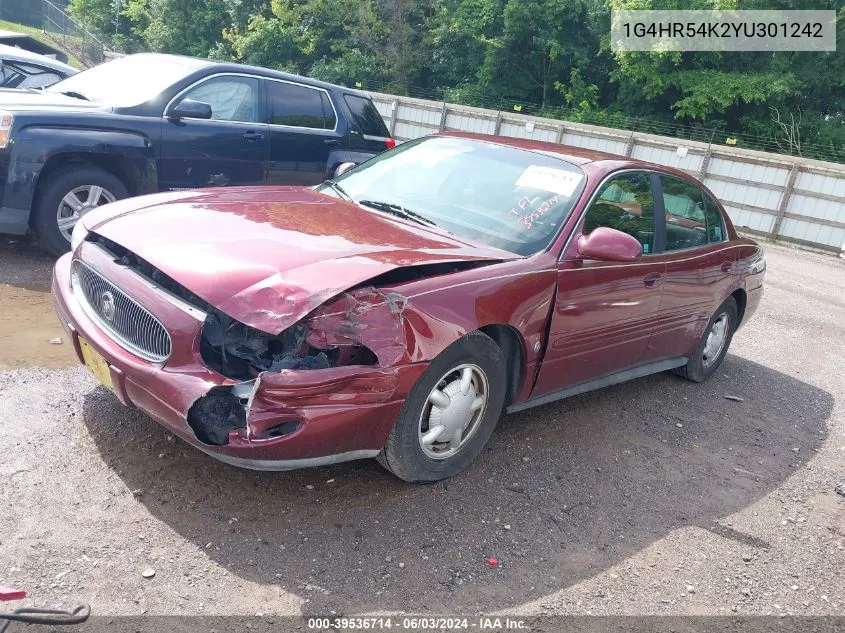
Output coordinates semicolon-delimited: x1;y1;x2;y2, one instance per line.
0;53;394;254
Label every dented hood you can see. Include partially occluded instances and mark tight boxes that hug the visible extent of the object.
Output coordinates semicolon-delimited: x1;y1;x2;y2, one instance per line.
88;187;517;333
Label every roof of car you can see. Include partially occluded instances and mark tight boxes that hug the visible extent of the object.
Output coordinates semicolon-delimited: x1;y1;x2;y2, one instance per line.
0;30;69;63
129;52;373;98
0;43;76;75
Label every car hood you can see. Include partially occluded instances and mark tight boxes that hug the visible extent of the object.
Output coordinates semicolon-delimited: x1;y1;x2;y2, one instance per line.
0;88;106;111
85;187;518;333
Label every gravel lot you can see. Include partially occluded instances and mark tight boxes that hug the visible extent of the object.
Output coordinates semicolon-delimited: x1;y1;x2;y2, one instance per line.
1;238;844;619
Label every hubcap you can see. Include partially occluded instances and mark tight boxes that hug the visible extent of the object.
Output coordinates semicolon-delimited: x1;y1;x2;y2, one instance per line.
56;185;116;242
418;364;489;460
702;312;729;368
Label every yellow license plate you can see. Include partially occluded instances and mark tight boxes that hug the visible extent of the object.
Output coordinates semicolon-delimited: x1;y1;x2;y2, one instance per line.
79;337;114;391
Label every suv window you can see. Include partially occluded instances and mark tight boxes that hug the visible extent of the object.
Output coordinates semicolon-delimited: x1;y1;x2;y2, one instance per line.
660;174;709;251
1;61;62;89
267;81;335;129
344;94;390;137
582;172;655;254
180;76;260;123
703;193;726;243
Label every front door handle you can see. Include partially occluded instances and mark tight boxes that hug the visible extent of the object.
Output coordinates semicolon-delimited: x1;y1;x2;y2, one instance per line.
720;261;733;273
643;272;663;288
323;138;341;146
242;131;263;142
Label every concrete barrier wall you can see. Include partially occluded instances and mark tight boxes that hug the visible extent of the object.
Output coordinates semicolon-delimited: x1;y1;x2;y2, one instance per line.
371;92;845;255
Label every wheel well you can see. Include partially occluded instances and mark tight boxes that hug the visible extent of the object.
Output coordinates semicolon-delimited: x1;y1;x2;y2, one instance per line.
731;288;747;326
33;154;140;213
479;324;525;407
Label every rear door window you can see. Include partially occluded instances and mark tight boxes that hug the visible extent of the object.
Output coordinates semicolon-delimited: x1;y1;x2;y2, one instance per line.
267;80;334;129
659;174;709;251
344;94;390;137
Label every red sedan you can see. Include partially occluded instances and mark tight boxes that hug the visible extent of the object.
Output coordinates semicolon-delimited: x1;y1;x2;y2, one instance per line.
52;133;765;482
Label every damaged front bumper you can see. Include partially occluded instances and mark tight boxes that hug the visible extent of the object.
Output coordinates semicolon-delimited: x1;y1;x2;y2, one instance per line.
52;252;427;471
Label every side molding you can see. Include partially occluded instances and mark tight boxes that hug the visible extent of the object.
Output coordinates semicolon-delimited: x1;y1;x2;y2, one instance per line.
507;357;688;414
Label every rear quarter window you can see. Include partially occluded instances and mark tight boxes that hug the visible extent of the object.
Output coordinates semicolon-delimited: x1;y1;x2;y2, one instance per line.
344;94;390;137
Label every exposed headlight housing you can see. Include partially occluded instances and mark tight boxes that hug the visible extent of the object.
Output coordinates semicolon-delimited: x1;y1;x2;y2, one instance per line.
70;219;89;252
0;111;13;148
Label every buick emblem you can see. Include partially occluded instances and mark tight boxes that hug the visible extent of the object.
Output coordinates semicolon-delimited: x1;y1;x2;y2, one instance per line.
101;291;116;322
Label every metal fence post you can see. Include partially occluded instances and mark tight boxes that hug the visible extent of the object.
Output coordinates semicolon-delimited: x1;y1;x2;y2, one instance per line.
388;100;398;137
624;118;637;157
771;162;800;242
699;128;716;180
493;111;503;136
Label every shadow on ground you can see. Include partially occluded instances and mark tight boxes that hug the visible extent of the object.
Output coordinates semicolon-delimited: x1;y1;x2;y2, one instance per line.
82;355;832;614
0;237;55;291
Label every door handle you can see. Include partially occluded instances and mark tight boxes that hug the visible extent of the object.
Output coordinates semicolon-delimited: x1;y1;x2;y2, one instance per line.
323;138;341;146
643;272;663;288
242;131;263;142
720;261;733;273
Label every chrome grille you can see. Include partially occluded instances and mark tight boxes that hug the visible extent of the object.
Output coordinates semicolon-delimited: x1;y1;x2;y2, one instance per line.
72;260;172;362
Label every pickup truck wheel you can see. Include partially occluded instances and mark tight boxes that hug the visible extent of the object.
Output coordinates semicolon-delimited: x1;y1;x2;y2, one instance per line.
33;165;128;255
377;331;507;482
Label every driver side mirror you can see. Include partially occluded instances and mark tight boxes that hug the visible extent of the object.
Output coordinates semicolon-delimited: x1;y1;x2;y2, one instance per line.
577;226;642;262
167;98;212;120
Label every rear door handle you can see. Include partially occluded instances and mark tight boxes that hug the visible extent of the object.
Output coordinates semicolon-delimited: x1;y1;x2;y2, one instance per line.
643;272;663;288
242;131;263;142
720;261;733;273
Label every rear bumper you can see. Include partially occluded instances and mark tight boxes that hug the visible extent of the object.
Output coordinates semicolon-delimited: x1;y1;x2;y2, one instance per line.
52;251;426;470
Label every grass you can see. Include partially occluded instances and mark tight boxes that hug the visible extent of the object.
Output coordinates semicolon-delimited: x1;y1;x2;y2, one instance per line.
0;19;85;69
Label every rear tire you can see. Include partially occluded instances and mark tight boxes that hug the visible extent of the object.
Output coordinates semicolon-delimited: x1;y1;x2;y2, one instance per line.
32;165;128;256
673;296;738;383
377;331;507;482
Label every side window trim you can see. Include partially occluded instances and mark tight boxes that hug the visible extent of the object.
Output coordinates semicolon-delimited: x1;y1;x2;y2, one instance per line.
264;76;339;133
650;171;667;254
164;72;265;125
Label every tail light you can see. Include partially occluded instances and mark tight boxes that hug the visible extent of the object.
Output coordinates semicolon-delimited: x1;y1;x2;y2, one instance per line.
0;111;13;148
385;138;396;149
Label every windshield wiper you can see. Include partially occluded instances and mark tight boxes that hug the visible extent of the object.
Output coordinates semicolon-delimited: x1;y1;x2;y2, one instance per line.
320;179;352;202
58;91;89;101
358;199;438;228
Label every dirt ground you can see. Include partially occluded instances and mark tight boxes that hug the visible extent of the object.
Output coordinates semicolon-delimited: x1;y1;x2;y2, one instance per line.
1;237;844;621
0;240;76;370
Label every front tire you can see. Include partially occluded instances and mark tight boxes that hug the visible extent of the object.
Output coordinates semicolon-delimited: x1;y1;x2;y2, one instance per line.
32;165;128;256
378;331;507;482
673;296;738;383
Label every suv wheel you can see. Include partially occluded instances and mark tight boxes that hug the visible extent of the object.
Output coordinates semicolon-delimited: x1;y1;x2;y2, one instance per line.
33;165;128;255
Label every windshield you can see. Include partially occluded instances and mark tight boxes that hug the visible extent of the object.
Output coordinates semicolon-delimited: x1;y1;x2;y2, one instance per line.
321;136;587;256
46;54;203;107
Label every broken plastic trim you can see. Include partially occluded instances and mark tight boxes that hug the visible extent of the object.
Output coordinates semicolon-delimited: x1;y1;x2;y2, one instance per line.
186;380;303;446
186;385;247;445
